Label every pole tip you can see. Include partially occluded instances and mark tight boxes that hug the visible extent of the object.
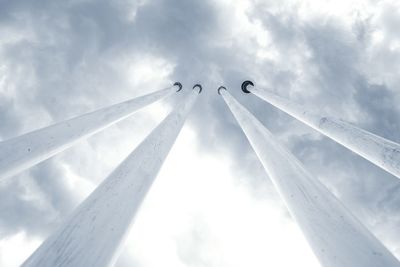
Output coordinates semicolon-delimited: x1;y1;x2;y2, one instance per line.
217;86;226;95
174;82;183;92
241;80;254;94
193;84;202;94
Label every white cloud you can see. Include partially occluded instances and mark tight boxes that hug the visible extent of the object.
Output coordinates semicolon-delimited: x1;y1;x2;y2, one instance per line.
0;232;41;267
1;0;400;266
117;126;321;267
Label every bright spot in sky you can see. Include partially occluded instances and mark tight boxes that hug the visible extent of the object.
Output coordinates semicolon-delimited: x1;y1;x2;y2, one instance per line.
120;125;321;267
0;232;41;267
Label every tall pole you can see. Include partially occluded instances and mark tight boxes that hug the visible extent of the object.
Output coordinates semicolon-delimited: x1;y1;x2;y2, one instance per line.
219;87;400;267
21;85;201;267
0;83;182;181
241;80;400;180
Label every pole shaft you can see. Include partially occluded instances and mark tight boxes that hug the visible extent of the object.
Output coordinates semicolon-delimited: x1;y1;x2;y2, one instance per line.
221;89;400;267
249;86;400;180
0;85;178;181
22;88;199;267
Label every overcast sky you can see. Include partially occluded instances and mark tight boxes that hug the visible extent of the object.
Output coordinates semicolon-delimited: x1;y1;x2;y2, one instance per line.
1;0;400;266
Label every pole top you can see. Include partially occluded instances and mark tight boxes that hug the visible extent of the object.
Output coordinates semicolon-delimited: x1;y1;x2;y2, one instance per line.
217;86;227;95
174;82;183;92
193;84;202;94
241;80;254;94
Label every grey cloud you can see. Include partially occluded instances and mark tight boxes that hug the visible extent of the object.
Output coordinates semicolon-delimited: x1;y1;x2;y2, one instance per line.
0;97;22;140
0;159;77;237
354;80;400;142
1;0;400;265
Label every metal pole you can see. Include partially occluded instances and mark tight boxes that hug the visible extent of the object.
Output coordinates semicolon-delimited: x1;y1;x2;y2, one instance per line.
0;83;182;181
21;85;201;267
219;87;400;267
241;80;400;180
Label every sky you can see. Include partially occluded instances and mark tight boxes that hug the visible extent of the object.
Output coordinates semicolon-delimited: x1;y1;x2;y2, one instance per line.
1;0;400;266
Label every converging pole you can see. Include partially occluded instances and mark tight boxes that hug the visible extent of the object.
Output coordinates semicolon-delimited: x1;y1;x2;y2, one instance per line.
241;80;400;180
0;83;182;181
219;87;400;267
21;85;201;267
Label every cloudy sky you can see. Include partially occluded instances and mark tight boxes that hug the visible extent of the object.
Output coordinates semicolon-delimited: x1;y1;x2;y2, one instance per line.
1;0;400;266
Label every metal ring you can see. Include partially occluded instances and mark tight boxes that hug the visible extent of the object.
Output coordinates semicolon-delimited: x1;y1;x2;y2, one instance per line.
217;86;226;95
193;84;202;94
241;80;254;94
174;82;183;92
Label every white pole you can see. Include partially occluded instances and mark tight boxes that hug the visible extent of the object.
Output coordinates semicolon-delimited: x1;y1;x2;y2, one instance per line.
0;83;182;181
21;86;201;267
219;87;400;267
241;81;400;180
